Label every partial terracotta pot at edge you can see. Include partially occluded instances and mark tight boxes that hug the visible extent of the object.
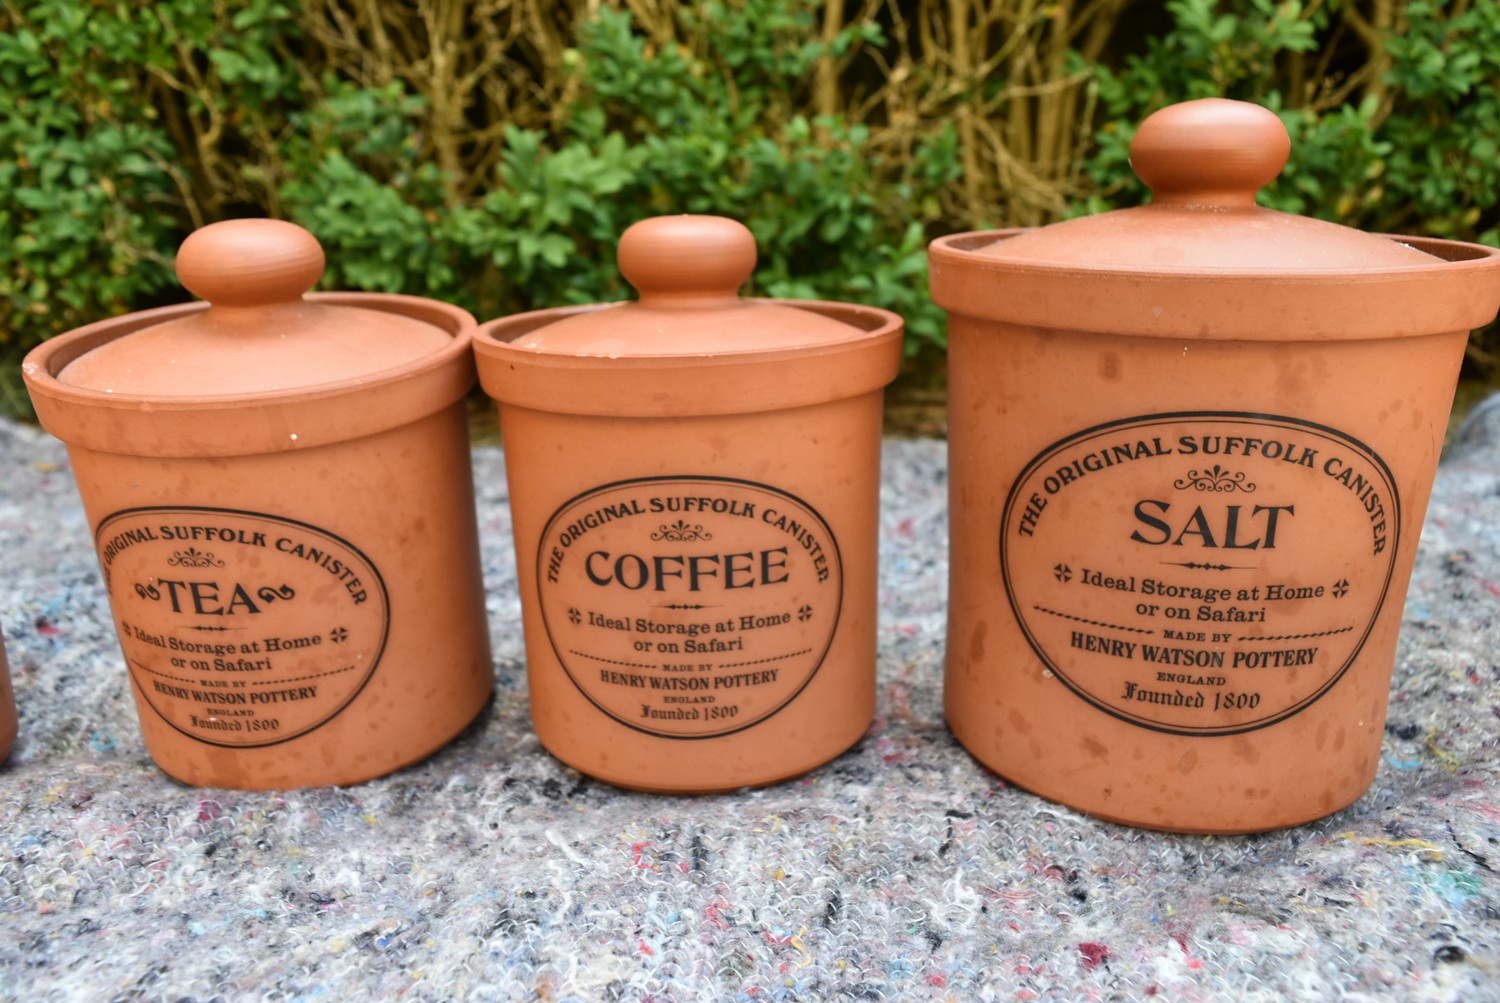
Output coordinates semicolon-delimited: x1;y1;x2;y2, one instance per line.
474;215;903;793
930;98;1500;833
1;634;15;763
23;220;494;789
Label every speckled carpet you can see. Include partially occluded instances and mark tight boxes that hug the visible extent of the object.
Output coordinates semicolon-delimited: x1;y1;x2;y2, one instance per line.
2;404;1498;1002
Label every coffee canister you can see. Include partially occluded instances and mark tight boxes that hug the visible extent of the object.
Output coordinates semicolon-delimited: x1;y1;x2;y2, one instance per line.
474;215;903;792
930;99;1500;832
23;219;493;789
1;634;15;763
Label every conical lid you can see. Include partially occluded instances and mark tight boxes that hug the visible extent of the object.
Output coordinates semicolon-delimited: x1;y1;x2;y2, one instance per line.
511;215;864;356
979;98;1437;272
59;219;451;396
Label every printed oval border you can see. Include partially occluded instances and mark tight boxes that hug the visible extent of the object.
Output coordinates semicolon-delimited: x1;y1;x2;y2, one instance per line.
536;475;845;739
998;411;1402;736
97;505;391;749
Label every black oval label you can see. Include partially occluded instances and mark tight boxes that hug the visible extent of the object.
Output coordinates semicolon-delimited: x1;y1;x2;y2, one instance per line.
97;507;389;748
536;476;844;739
1000;412;1400;735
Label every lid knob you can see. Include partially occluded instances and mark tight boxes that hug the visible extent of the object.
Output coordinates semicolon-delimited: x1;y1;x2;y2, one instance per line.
1129;98;1290;208
618;215;757;304
175;218;326;307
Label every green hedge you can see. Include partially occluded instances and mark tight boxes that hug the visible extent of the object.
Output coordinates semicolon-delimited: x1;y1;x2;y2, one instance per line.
3;1;1497;416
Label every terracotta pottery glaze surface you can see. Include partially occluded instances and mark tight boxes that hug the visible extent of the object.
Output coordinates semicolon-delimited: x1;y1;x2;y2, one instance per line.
930;98;1500;833
23;219;493;790
475;215;903;793
1;635;15;762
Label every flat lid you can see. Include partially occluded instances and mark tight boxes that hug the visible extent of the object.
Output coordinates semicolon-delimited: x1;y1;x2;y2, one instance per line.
60;219;451;396
980;98;1437;272
510;215;862;355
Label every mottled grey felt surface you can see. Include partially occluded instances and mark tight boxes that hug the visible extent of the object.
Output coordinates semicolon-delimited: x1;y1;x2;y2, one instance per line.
2;406;1499;1002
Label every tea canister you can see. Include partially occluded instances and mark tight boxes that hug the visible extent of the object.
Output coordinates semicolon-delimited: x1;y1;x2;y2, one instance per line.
1;634;15;762
931;98;1500;833
23;220;493;789
474;215;903;792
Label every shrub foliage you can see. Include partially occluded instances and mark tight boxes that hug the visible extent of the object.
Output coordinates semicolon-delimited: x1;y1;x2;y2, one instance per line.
2;0;1498;414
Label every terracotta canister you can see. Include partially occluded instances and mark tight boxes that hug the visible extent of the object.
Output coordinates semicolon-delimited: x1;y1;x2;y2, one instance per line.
474;215;903;792
1;634;15;762
931;99;1500;833
23;220;493;789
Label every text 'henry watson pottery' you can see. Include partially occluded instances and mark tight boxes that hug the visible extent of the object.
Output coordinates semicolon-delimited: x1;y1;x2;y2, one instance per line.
474;216;903;793
23;220;493;789
1;634;15;762
931;99;1500;833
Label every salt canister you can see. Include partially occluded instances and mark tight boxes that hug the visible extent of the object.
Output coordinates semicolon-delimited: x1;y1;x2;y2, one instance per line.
930;99;1500;832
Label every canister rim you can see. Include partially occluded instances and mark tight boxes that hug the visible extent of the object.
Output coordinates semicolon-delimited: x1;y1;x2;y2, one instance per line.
474;297;903;363
474;298;904;418
932;230;1500;280
929;231;1500;341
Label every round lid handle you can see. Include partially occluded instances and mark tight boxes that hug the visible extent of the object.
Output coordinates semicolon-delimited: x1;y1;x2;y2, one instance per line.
617;215;757;304
1129;98;1290;208
175;218;326;307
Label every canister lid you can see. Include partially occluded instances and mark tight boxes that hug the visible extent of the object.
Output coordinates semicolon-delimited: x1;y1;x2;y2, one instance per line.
929;97;1500;341
58;219;452;396
509;215;863;355
978;98;1436;272
24;219;477;458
